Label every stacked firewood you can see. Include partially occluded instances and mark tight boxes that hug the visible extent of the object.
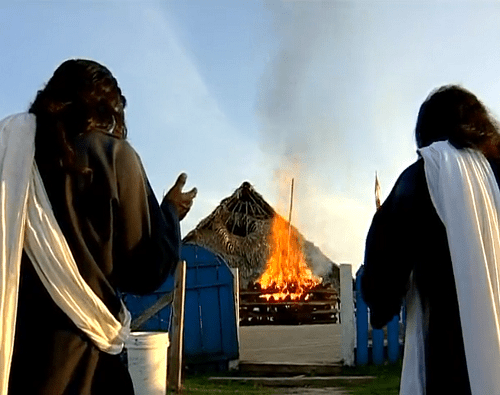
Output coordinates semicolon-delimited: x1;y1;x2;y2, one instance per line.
239;282;339;326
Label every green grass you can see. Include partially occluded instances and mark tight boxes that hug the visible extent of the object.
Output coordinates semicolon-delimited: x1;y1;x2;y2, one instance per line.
342;361;402;394
168;361;402;394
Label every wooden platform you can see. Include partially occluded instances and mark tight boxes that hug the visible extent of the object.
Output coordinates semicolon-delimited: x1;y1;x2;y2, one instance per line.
240;288;339;325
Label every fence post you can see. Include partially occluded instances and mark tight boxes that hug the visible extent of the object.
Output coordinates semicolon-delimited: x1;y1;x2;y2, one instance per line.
387;314;400;363
355;265;403;366
340;264;355;366
229;268;240;370
355;266;368;365
168;260;186;392
372;327;384;365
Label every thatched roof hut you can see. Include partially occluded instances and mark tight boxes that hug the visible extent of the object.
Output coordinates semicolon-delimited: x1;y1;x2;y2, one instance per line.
183;181;339;289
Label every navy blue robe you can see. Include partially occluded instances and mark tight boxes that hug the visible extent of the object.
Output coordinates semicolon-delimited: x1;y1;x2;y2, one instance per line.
361;158;476;394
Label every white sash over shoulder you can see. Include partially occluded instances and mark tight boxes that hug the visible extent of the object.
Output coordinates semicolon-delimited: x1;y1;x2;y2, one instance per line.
403;140;500;395
0;113;130;395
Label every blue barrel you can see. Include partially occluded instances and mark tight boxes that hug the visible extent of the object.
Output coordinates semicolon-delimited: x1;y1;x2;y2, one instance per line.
123;244;239;369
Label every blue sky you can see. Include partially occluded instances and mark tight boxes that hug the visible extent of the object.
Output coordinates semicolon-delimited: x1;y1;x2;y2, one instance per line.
3;1;500;271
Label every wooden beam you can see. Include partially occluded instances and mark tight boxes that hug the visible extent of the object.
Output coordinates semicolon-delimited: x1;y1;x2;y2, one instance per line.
130;291;174;331
240;303;338;308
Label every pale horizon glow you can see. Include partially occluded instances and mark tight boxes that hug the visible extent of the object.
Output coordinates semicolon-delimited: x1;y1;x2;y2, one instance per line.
3;1;500;272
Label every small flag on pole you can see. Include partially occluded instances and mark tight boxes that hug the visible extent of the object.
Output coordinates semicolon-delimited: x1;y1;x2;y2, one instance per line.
375;172;381;211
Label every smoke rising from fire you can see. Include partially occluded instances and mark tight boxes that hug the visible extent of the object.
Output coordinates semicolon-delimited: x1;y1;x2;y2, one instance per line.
256;2;373;267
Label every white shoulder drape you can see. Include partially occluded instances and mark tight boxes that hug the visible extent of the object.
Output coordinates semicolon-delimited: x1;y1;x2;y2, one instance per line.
0;113;130;395
401;140;500;395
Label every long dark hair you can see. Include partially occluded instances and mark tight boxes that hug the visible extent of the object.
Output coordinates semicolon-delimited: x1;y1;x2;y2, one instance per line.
29;59;127;171
415;85;500;158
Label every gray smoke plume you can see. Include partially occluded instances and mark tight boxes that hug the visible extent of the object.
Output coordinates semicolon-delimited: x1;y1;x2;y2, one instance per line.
256;2;371;265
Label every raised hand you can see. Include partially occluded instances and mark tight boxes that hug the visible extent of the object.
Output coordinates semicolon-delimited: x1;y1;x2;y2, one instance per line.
164;173;197;221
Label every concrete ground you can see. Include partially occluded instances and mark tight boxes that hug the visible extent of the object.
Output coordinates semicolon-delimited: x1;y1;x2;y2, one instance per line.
235;324;354;395
239;323;343;364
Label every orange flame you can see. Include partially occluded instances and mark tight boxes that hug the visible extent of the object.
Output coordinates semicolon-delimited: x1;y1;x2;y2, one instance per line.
257;214;320;301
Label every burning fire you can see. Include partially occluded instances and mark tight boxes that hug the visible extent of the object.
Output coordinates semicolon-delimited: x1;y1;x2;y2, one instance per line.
257;214;320;301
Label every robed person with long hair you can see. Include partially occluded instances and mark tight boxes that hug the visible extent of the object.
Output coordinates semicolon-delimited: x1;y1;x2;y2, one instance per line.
362;85;500;395
1;59;196;395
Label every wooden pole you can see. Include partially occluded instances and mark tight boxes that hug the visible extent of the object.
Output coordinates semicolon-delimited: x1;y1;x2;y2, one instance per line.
130;292;174;331
375;172;381;211
286;178;295;266
168;260;187;393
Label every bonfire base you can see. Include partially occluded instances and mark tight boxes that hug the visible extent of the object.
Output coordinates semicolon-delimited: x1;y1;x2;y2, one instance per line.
239;284;339;326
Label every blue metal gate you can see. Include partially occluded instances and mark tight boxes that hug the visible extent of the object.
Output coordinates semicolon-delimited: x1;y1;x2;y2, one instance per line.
123;243;239;369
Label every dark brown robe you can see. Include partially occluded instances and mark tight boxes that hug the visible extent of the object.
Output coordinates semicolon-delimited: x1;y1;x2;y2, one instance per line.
8;130;180;395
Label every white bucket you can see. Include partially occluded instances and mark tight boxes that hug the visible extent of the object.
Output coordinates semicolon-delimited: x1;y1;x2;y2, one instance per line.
126;331;170;395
